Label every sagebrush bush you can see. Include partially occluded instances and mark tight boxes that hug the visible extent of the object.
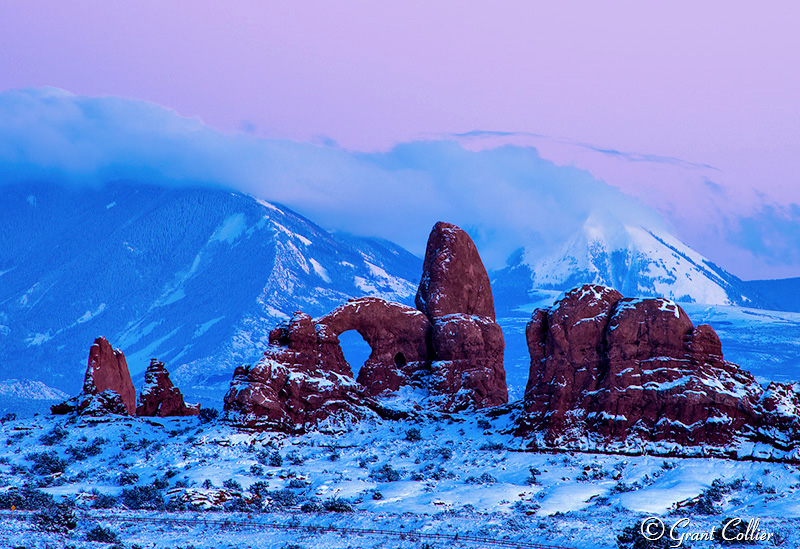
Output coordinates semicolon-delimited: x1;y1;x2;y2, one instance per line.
40;425;68;446
86;525;120;543
28;451;67;475
34;505;77;533
121;484;165;510
0;483;54;510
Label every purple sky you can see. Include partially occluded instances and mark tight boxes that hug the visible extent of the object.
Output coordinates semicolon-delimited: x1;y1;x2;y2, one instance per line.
2;2;800;278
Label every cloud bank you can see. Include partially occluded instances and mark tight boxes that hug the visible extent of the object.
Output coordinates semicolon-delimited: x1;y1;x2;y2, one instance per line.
0;87;670;268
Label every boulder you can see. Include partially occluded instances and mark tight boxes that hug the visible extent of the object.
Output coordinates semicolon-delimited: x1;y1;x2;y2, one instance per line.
517;283;800;458
136;359;200;417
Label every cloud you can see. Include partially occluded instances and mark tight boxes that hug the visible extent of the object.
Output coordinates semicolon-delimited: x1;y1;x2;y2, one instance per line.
730;203;800;269
0;87;669;267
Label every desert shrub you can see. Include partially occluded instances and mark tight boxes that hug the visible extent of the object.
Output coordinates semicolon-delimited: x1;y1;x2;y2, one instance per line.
610;481;637;494
34;504;77;533
300;500;322;513
40;425;68;446
118;471;139;485
287;451;304;466
223;497;251;512
93;492;118;509
250;464;264;476
121;484;165;510
465;473;497;485
372;490;383;500
268;488;297;507
258;450;283;467
0;483;55;510
405;428;422;442
202;479;214;489
421;447;452;461
28;451;67;475
86;525;120;543
66;437;106;461
370;464;401;482
323;496;353;512
1;413;16;422
479;441;504;451
525;467;541;485
288;478;306;489
223;478;243;491
249;481;269;497
477;419;492;430
198;407;219;424
512;500;541;514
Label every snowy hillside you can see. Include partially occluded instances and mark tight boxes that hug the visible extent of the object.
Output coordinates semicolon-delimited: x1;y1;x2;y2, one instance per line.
491;214;761;313
0;411;796;548
0;182;420;405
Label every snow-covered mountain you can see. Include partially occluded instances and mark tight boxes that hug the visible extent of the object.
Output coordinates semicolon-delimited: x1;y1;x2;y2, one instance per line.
491;213;763;314
0;182;421;405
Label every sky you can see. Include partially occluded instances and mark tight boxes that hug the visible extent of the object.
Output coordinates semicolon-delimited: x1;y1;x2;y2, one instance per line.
1;2;799;279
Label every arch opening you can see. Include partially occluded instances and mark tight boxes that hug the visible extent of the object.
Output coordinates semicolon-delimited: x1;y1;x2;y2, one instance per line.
338;330;372;378
394;352;407;368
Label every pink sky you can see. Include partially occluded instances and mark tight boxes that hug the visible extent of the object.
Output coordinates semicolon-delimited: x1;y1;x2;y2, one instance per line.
2;2;799;277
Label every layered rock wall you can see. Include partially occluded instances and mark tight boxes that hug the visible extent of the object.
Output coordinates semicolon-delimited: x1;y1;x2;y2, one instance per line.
518;283;800;459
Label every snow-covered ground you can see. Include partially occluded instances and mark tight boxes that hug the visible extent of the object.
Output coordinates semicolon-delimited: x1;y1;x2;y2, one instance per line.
2;410;800;548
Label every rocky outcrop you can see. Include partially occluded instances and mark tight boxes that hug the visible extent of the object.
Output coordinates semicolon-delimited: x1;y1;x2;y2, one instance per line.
318;298;431;396
53;338;198;418
416;222;495;321
224;312;373;431
224;221;508;430
52;337;137;416
416;222;506;410
518;284;800;460
137;359;200;417
429;313;506;410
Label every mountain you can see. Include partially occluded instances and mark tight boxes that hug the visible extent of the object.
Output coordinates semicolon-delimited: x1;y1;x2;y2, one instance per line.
490;213;764;314
743;277;800;313
0;182;421;406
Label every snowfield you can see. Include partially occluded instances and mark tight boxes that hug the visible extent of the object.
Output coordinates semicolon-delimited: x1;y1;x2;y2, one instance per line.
2;410;800;548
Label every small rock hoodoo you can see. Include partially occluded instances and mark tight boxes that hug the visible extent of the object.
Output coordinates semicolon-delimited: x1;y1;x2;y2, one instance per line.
52;338;198;418
137;359;200;417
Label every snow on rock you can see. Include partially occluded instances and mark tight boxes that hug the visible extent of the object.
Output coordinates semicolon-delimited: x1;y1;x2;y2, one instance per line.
51;337;137;416
136;359;200;417
223;312;379;432
223;222;509;431
517;283;800;461
415;222;495;322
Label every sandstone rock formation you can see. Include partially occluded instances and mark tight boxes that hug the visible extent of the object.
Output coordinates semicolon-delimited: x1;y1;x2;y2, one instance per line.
53;338;198;418
415;222;495;321
224;312;373;431
416;222;506;409
224;222;508;430
518;283;800;459
52;336;137;416
318;298;431;396
136;359;200;417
